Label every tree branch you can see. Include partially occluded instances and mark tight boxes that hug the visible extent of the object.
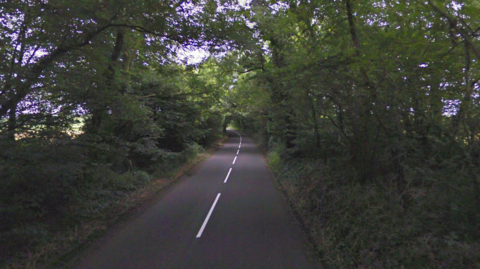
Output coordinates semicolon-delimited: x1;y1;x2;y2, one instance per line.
427;0;480;61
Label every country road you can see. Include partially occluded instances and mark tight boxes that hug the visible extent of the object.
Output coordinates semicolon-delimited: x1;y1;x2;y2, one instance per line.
73;131;315;269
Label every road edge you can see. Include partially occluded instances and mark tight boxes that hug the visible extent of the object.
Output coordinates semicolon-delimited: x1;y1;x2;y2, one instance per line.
55;136;229;269
243;131;325;268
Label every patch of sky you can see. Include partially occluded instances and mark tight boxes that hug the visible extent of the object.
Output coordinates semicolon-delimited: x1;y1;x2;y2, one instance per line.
176;0;252;65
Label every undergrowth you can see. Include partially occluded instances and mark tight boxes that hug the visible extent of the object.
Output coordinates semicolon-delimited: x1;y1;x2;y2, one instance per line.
266;146;480;268
0;138;222;269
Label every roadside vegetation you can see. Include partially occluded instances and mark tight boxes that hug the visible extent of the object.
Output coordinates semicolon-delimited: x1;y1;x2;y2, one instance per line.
0;1;243;268
225;1;480;268
0;60;229;268
1;139;225;269
2;0;480;268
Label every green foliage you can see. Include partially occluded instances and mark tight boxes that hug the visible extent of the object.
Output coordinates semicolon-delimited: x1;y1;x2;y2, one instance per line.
2;0;480;267
0;1;238;266
0;134;208;267
269;152;480;268
222;0;480;267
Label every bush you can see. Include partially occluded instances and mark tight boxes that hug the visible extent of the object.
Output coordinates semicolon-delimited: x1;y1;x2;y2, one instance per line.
0;135;213;268
268;152;480;268
0;139;87;265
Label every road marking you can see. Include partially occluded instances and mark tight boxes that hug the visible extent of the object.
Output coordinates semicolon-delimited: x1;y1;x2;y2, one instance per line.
196;193;221;238
236;149;239;155
224;168;232;183
240;142;241;145
232;156;237;164
238;145;241;149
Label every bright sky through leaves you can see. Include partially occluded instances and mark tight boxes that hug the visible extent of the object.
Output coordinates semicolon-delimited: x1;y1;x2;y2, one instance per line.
177;0;252;64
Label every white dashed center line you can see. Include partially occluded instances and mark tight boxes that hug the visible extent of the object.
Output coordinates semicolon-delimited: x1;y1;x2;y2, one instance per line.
196;193;221;238
224;168;232;183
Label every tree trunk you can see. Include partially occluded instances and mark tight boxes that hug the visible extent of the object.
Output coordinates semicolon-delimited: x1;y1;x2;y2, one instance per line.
87;28;125;135
6;105;17;140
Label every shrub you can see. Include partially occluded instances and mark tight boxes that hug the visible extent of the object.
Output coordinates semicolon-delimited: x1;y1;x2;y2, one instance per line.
269;156;480;268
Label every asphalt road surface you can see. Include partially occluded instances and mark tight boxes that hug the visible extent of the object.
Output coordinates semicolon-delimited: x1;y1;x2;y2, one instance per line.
74;131;315;269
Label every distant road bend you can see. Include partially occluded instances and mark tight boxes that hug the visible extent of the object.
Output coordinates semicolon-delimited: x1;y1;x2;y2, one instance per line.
74;130;315;269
